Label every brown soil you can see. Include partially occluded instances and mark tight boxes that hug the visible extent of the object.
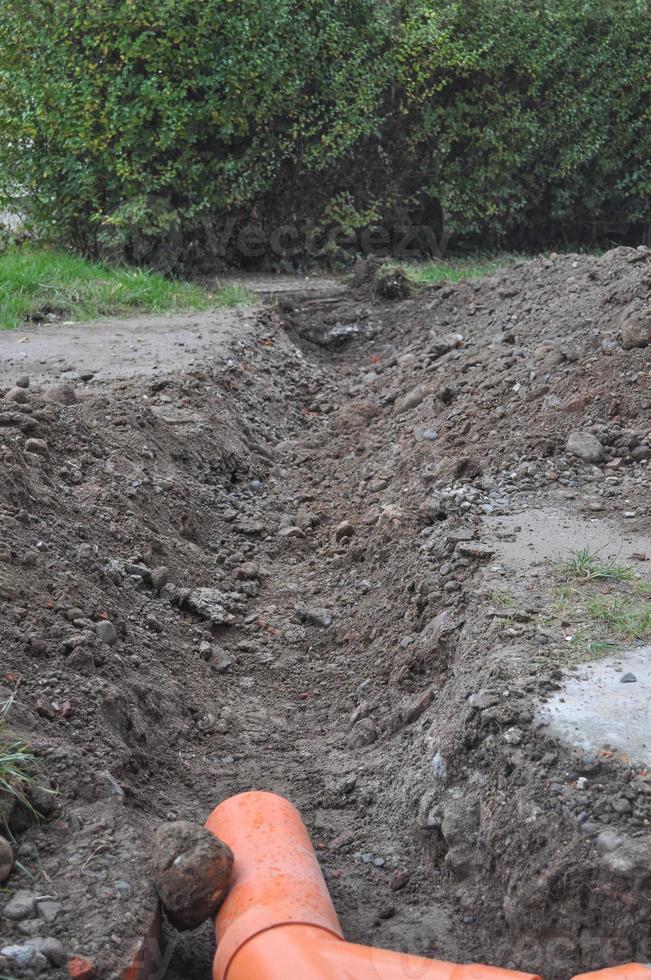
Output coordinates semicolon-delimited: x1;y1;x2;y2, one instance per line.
1;247;650;980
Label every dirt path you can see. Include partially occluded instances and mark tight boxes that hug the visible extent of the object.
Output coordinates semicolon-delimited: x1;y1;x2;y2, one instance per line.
0;309;259;384
1;249;650;980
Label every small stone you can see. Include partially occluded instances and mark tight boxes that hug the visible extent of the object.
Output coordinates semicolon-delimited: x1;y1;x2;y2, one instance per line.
234;562;260;580
16;376;30;389
334;520;355;542
36;899;60;924
611;797;632;814
348;717;379;747
620;672;637;684
35;699;56;720
620;306;651;350
44;383;77;405
95;620;118;645
185;588;236;626
24;438;48;455
5;387;29;403
29;937;66;966
278;526;306;539
199;641;213;662
566;431;605;464
150;566;169;592
1;945;40;969
0;835;13;883
394;384;433;413
390;868;410;891
503;726;523;746
152;821;233;931
4;889;36;920
211;651;233;674
456;542;495;559
468;690;499;710
303;607;333;628
368;477;389;492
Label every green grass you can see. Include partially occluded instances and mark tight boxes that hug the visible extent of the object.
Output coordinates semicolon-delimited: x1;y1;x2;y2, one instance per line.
406;255;515;286
560;547;635;583
584;596;651;642
488;589;517;607
547;550;651;665
0;247;252;329
0;696;38;824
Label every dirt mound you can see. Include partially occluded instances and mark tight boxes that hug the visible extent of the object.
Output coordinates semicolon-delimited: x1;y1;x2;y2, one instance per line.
1;247;650;979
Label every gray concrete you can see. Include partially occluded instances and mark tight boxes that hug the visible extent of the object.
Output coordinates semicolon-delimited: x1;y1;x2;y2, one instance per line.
537;646;651;767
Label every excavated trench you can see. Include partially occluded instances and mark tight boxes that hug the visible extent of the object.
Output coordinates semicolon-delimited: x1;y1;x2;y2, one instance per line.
1;250;650;980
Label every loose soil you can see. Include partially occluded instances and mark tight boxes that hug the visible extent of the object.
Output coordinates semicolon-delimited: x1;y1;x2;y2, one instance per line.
1;247;650;980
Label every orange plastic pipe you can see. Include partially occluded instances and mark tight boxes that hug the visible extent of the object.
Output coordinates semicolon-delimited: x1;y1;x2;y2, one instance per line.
205;791;541;980
572;968;651;980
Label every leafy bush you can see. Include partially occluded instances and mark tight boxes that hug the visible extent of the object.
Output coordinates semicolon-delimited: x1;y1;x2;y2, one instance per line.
0;0;649;265
0;0;390;265
393;0;651;245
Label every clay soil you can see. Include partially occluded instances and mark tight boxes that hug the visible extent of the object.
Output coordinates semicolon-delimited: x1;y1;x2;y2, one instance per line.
1;247;650;980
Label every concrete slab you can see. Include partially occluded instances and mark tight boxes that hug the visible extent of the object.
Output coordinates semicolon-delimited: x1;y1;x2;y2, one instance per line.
537;646;651;768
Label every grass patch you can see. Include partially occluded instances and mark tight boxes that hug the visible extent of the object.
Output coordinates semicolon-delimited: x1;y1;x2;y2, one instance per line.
560;547;635;583
406;255;515;286
0;247;252;329
488;589;516;607
546;549;651;665
584;596;651;642
0;695;38;824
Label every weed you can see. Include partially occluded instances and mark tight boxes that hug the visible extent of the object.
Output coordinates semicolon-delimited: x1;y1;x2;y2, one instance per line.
0;696;39;825
488;589;516;607
560;547;635;583
584;596;651;642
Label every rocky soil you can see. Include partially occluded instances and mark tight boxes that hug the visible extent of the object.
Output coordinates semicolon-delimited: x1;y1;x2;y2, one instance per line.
0;246;650;980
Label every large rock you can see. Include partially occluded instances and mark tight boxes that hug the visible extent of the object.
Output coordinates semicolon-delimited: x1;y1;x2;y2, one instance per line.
619;304;651;350
185;589;236;626
152;821;233;931
566;431;604;464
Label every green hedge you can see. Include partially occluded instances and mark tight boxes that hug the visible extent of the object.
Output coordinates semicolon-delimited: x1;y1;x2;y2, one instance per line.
0;0;649;265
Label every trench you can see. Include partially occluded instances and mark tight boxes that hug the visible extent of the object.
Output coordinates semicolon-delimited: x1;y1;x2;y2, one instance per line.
2;254;650;980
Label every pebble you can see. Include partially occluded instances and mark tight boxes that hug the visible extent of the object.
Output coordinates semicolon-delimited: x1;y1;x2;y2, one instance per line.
468;690;499;710
303;607;333;628
37;899;61;924
4;889;36;920
44;383;77;405
620;672;637;683
25;438;48;455
0;835;13;883
389;868;410;891
5;387;29;403
348;717;379;747
566;431;605;464
16;376;30;388
150;566;169;592
334;520;355;542
95;620;118;645
278;526;306;539
29;937;67;966
1;945;48;971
